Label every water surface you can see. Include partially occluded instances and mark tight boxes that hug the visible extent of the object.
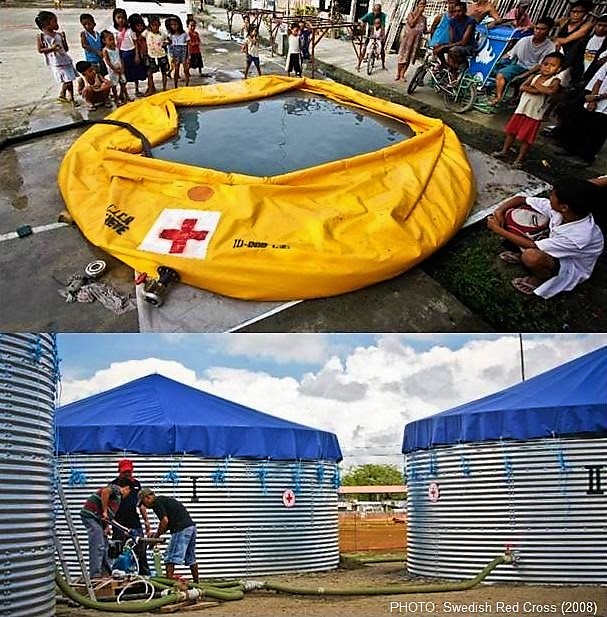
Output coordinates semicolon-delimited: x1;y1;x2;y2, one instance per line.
153;92;414;176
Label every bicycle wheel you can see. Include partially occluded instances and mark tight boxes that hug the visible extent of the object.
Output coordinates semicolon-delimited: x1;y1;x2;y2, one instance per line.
366;51;376;76
443;78;477;113
407;65;427;95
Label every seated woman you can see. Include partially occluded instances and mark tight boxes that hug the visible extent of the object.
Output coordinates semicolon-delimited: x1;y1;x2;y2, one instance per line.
486;178;604;298
503;0;533;32
434;1;476;76
467;0;502;26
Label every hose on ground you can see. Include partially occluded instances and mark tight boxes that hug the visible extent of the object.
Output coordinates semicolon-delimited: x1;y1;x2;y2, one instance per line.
55;572;179;613
149;577;245;600
0;119;153;157
117;577;155;604
261;555;508;596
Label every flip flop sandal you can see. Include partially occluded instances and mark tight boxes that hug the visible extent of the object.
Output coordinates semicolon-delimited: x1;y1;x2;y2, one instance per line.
86;103;97;111
511;161;524;169
499;251;521;264
492;150;506;159
511;277;538;295
103;100;113;108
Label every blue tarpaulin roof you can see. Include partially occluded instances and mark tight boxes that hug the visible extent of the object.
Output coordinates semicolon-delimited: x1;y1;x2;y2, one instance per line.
402;346;607;453
56;374;342;461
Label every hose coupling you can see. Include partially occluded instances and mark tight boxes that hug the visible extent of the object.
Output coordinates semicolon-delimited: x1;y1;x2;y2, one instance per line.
241;580;266;591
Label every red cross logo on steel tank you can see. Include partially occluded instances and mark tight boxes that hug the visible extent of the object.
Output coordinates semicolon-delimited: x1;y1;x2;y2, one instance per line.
159;219;209;254
282;489;296;508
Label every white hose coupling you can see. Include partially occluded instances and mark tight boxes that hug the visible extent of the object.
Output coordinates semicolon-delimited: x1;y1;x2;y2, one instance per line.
241;580;266;591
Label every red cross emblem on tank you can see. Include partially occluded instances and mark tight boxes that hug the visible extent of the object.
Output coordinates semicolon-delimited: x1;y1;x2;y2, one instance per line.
137;209;222;260
282;489;296;508
159;219;209;254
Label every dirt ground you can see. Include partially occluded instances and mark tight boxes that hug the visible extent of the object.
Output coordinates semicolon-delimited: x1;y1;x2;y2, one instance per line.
55;562;606;617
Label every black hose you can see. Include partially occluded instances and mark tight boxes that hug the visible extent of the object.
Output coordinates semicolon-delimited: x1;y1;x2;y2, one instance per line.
0;119;153;157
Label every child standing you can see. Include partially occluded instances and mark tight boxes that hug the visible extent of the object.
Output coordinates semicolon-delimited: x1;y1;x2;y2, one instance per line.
286;24;302;77
242;26;261;78
35;10;78;106
76;60;112;110
128;14;149;96
79;13;105;76
187;19;203;77
166;17;190;88
144;16;170;93
101;30;127;105
111;8;140;99
492;52;564;168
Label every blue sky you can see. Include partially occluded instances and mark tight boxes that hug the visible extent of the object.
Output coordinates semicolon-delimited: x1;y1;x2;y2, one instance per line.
58;333;504;380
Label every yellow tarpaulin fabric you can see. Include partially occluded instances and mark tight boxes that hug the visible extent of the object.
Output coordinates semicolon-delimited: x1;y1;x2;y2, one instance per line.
58;76;475;300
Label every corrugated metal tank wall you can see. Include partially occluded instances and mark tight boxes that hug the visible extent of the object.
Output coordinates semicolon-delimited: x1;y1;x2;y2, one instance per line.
0;334;58;617
405;437;607;584
56;455;339;578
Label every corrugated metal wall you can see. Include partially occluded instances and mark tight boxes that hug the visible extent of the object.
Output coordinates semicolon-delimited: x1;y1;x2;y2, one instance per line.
392;0;607;31
0;334;58;617
55;455;339;579
405;437;607;584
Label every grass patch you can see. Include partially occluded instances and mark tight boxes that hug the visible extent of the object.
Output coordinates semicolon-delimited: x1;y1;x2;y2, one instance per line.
425;225;607;332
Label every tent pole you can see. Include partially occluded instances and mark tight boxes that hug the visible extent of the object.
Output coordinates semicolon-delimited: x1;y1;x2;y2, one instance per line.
518;333;525;382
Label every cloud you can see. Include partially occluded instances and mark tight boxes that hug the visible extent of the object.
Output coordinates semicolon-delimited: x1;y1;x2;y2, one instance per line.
58;334;607;467
209;334;332;364
60;358;198;405
298;357;368;402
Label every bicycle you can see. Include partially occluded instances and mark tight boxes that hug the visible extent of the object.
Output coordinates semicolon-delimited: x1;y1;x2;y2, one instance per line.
366;38;381;76
407;48;477;113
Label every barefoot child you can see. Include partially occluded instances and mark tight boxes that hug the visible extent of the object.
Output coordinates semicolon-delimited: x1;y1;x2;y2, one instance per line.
128;14;149;95
187;19;203;77
242;26;261;78
111;8;141;99
492;52;563;168
101;30;127;104
36;10;78;106
166;16;189;87
76;60;112;110
144;16;170;93
486;178;604;297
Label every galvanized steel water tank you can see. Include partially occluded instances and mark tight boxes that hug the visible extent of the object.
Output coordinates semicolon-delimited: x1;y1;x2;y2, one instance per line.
402;347;607;584
55;374;342;579
0;333;58;617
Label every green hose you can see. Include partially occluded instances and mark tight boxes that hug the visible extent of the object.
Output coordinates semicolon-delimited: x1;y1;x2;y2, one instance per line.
149;576;244;601
55;572;181;612
263;555;508;596
192;584;245;601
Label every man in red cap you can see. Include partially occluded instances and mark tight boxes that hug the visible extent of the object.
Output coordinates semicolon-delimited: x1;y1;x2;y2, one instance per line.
111;459;151;575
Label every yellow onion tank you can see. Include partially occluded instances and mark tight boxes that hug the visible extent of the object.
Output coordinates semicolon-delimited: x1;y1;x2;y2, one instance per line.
58;76;475;300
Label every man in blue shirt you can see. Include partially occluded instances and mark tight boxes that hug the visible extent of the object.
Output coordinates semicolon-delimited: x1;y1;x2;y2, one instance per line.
434;1;477;74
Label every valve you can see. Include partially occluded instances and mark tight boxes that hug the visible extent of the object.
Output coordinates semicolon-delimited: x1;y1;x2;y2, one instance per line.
142;266;180;307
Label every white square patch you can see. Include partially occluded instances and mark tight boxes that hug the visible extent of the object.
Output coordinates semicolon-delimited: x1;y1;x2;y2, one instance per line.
138;209;221;259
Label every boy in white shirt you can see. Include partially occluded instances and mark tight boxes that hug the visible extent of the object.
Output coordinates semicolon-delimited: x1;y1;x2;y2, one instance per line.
486;178;604;298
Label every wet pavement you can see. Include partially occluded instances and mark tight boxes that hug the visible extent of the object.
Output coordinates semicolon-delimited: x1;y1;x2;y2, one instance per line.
0;6;577;332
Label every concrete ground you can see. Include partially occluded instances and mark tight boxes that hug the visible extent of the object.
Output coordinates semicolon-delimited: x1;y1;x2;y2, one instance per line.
0;5;602;332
